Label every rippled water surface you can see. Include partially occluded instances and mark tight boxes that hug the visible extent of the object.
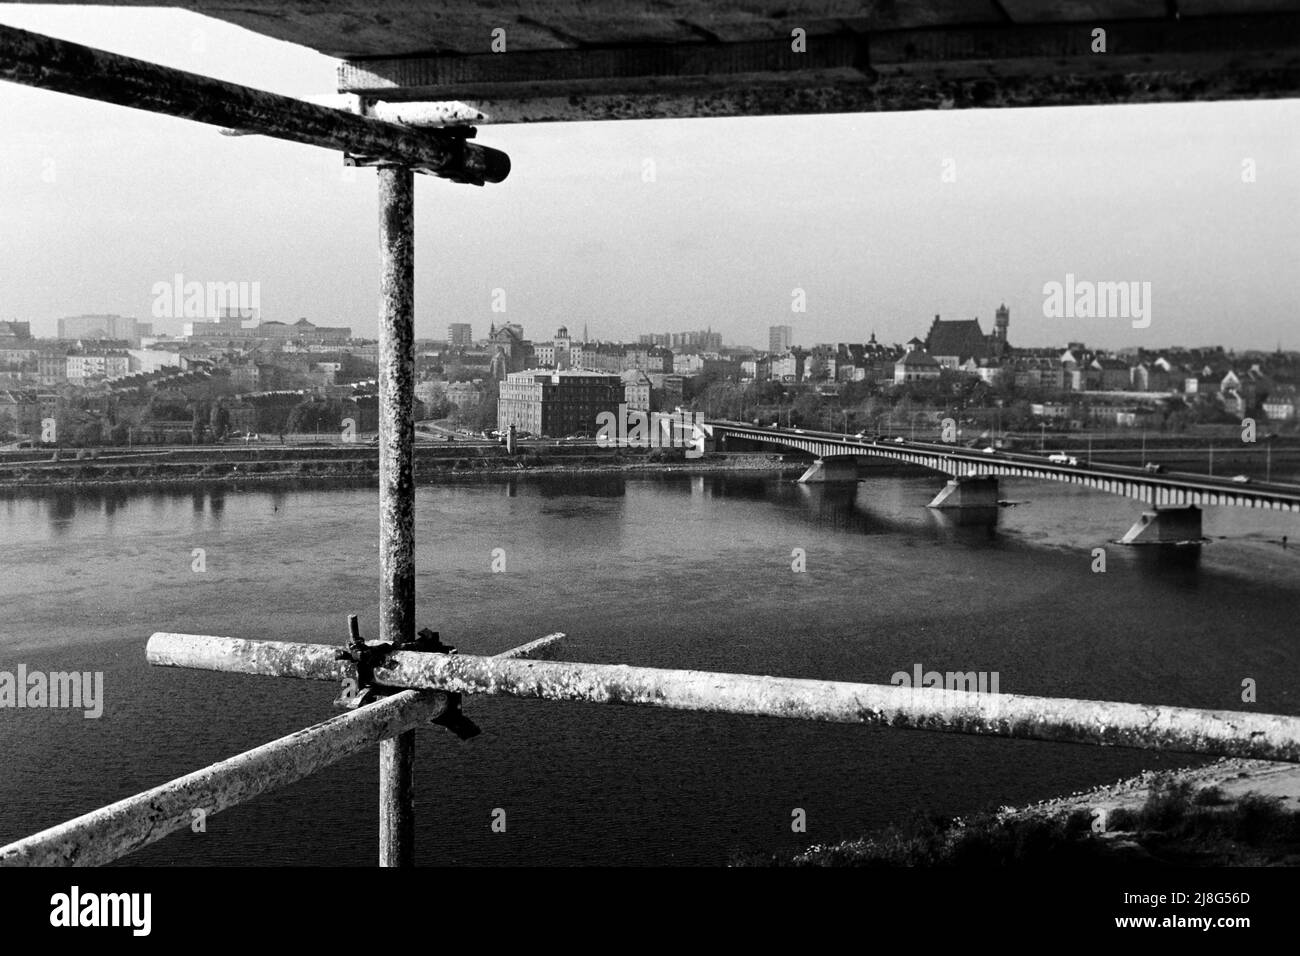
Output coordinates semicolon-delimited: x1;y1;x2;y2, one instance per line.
2;470;1298;864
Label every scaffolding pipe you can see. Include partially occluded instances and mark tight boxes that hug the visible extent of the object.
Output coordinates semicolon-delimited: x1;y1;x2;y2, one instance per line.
0;634;565;867
377;165;417;867
0;690;445;867
146;633;1300;764
0;23;508;184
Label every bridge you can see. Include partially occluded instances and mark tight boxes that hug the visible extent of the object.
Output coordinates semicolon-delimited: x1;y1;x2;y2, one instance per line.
703;422;1300;545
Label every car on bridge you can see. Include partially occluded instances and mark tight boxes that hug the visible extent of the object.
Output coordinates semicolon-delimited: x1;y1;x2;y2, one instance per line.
1143;462;1163;474
1231;474;1251;484
1048;452;1079;466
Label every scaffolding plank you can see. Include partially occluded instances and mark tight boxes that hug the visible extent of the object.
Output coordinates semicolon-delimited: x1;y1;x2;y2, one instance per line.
336;14;1300;120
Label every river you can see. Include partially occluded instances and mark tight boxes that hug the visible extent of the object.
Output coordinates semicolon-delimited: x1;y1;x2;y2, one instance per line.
2;469;1299;865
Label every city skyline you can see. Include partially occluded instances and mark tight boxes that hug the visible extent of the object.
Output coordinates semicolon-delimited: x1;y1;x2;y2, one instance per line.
1;7;1297;352
8;307;1293;359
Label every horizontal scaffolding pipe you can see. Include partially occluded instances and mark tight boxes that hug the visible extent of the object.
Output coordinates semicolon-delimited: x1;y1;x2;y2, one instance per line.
0;633;565;867
0;23;508;184
147;632;1300;764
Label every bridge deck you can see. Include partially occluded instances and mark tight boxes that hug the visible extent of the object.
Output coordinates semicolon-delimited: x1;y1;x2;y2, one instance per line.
707;422;1300;511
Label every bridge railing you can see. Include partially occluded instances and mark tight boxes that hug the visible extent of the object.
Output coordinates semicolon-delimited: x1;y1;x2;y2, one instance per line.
3;630;1299;867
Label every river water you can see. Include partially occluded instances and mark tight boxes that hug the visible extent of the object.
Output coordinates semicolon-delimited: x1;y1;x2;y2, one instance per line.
2;469;1299;865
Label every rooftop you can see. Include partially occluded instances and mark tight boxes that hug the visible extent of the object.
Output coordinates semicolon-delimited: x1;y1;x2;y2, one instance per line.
926;317;989;363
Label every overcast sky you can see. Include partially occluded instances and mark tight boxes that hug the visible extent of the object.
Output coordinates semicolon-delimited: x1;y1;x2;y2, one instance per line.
1;4;1297;352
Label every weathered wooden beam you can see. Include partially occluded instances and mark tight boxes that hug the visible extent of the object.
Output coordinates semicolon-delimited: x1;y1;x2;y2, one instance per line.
340;33;869;98
0;689;447;867
0;23;508;183
147;633;1300;763
337;14;1300;121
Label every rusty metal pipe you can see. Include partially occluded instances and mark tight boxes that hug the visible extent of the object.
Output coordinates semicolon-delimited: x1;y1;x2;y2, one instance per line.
0;635;564;867
146;633;1300;764
0;23;508;184
377;167;416;652
0;689;444;867
377;165;417;867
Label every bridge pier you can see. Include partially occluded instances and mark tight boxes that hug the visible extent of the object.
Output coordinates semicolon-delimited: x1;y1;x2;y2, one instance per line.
797;457;859;484
927;476;999;509
1119;505;1204;545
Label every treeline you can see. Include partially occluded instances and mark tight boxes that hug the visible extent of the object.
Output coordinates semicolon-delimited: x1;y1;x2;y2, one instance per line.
42;394;383;446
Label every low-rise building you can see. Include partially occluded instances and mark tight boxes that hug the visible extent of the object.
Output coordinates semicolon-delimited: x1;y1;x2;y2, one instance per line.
0;346;39;369
38;351;69;386
67;351;131;385
0;388;41;437
621;370;653;412
0;321;32;341
128;348;183;375
1263;384;1298;422
1030;402;1072;420
1090;357;1131;391
771;350;804;383
894;343;941;385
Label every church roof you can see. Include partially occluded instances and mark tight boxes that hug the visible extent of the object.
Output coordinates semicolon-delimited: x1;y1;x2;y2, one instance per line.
926;317;989;363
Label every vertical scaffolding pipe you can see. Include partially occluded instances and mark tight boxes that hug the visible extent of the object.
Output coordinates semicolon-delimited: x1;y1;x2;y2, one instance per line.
377;165;416;867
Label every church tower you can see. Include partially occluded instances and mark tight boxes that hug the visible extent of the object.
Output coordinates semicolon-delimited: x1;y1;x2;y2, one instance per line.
991;303;1010;359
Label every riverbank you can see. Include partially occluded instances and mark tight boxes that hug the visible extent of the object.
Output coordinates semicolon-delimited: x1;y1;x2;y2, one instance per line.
743;758;1300;866
0;451;805;491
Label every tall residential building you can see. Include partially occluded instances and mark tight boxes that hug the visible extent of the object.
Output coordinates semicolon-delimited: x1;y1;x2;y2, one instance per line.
447;323;473;348
57;314;141;344
184;310;251;339
769;325;793;354
642;329;722;350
